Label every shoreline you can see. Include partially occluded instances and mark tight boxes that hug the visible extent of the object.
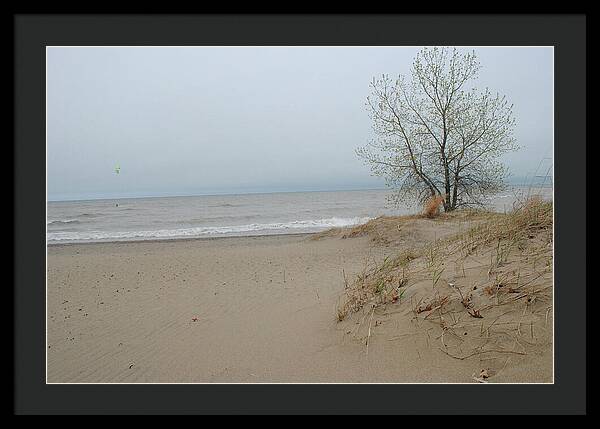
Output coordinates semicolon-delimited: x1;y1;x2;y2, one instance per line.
47;231;318;247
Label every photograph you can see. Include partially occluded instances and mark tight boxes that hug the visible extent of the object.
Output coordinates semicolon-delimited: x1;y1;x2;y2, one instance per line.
45;45;555;384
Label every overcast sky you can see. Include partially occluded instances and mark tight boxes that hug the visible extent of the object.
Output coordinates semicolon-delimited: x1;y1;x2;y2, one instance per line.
47;46;553;201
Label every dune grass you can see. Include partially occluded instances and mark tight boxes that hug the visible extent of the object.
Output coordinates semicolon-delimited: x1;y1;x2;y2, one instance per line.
336;197;553;322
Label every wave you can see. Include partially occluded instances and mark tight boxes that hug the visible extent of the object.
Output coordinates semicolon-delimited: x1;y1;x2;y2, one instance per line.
48;212;105;225
213;203;239;208
47;216;372;243
162;214;257;224
47;219;81;226
76;212;102;218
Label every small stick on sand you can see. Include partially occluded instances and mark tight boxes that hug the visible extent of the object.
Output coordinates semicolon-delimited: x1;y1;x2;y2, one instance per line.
495;357;512;379
440;347;526;360
352;307;369;338
545;306;551;326
423;305;443;320
366;305;375;356
472;374;488;383
483;310;514;337
387;332;419;341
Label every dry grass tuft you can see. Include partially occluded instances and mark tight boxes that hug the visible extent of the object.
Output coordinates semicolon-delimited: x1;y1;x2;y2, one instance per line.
310;228;343;241
454;196;552;256
341;219;379;239
423;195;445;218
336;250;417;321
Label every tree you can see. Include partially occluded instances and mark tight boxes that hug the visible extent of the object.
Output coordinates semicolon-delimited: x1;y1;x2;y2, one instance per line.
357;47;518;212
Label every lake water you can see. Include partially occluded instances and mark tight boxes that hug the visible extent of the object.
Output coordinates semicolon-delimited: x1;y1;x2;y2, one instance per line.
47;187;552;244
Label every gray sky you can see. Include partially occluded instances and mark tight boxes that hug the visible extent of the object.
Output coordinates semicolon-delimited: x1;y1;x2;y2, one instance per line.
47;47;553;201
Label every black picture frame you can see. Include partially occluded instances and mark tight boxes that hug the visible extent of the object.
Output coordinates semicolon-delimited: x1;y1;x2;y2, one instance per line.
14;14;587;415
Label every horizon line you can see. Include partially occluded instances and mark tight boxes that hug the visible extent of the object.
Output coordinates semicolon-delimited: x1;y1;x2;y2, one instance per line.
47;186;390;203
47;182;552;203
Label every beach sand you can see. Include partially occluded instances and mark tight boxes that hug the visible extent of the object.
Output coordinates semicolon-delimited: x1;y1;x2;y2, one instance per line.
47;216;553;383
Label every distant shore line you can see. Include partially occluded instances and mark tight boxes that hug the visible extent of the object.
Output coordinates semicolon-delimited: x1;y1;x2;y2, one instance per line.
47;184;552;203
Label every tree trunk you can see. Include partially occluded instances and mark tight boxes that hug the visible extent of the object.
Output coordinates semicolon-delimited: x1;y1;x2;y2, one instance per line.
443;167;452;212
450;184;458;211
450;171;460;211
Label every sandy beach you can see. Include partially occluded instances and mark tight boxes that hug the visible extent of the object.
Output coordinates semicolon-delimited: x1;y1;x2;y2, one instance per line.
48;233;382;383
47;208;553;384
